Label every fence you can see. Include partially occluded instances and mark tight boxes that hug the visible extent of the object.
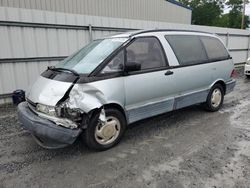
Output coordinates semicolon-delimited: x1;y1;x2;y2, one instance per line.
0;6;250;103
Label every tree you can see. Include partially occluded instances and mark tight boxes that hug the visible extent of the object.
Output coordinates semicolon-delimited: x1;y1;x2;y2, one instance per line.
179;0;225;26
179;0;250;29
226;0;245;10
226;0;250;29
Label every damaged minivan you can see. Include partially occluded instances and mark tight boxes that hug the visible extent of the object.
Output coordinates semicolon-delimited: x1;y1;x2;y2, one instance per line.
18;30;236;150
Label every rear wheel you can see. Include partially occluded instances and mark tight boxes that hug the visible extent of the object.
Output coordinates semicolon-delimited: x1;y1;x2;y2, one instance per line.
82;108;126;151
204;84;224;112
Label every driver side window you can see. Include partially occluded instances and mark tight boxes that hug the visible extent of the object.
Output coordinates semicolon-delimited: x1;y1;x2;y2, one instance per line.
126;37;166;70
101;50;124;74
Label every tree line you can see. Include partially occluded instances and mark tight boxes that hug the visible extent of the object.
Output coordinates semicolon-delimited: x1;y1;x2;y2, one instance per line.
179;0;250;29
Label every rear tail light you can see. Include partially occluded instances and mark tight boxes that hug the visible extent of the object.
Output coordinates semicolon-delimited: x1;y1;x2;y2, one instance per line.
231;69;237;78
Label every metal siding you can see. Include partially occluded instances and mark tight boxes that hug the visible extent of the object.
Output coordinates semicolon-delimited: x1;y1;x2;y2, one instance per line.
35;28;49;57
50;0;56;11
14;62;29;90
0;27;12;58
0;6;5;19
22;27;37;57
229;36;248;50
41;0;46;10
0;63;4;93
231;51;248;64
0;0;191;24
6;7;20;21
0;6;249;101
35;0;41;10
1;62;16;93
47;29;59;56
67;29;78;54
20;8;32;22
9;27;25;57
57;29;69;56
30;0;36;10
0;60;60;97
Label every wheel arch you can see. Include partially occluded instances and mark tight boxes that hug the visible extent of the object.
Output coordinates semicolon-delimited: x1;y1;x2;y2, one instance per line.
87;103;128;126
210;79;226;94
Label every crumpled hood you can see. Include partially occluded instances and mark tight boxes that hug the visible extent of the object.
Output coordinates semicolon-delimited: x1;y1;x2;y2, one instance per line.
26;76;72;106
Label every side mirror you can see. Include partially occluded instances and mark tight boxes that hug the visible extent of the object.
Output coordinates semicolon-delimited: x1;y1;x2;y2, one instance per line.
124;62;141;72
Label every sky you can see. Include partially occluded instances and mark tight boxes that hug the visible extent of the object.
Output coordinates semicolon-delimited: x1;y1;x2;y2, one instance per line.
224;3;250;15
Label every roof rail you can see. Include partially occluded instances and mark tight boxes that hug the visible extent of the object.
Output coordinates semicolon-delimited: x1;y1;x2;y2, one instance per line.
130;29;213;37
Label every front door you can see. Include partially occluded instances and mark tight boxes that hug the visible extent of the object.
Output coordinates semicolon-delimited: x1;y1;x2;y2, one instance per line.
123;37;177;123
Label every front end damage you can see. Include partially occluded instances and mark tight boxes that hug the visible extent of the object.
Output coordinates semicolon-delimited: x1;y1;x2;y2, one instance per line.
18;76;108;149
17;102;82;149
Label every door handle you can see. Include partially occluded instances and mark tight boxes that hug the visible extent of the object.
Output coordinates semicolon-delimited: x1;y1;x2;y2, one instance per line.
165;70;174;76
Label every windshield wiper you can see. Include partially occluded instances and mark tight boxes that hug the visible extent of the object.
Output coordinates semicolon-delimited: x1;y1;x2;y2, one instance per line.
48;66;80;77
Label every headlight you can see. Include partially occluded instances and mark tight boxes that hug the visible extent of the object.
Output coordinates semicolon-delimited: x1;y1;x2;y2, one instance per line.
36;103;83;122
62;108;83;121
36;104;56;116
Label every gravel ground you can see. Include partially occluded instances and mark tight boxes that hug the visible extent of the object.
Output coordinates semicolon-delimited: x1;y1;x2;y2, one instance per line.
0;68;250;188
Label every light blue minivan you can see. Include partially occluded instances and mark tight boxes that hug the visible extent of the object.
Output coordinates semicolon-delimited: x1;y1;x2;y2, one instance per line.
18;30;236;150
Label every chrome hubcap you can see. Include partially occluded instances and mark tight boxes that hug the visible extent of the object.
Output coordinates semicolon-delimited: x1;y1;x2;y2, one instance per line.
95;116;121;145
211;88;222;108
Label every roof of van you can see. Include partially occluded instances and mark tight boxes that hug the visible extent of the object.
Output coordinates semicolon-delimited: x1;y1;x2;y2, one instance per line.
110;29;215;38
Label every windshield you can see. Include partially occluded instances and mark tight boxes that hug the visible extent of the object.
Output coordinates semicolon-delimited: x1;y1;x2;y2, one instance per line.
55;37;128;74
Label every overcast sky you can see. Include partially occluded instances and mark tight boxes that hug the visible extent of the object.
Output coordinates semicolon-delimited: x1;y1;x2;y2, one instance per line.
224;3;250;15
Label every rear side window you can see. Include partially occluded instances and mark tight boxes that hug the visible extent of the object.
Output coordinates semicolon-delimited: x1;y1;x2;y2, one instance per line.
165;35;208;66
200;36;229;60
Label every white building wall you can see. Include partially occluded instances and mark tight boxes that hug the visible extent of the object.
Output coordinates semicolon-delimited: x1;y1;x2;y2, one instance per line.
0;0;192;24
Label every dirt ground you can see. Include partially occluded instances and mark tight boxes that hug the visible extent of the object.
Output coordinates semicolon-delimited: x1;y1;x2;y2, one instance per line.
0;68;250;188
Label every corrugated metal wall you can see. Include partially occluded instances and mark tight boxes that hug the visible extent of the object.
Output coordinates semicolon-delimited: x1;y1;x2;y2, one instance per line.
0;0;192;24
0;6;250;104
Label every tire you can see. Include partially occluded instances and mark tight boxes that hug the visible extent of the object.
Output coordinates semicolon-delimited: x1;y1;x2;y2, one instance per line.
203;84;224;112
82;108;126;151
246;75;250;79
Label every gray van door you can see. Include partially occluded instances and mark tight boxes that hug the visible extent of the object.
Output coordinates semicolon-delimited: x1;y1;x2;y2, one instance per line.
165;35;230;109
124;37;177;123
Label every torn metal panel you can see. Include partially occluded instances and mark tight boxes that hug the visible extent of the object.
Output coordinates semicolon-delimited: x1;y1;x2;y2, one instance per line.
66;84;107;113
66;77;125;113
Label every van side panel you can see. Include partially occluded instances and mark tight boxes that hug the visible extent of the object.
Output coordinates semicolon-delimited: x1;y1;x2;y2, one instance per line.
211;59;234;85
171;59;233;110
163;33;234;110
174;89;210;110
126;98;174;123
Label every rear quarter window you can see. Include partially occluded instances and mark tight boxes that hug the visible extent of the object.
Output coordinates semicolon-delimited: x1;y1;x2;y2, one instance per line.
200;36;229;60
165;35;208;66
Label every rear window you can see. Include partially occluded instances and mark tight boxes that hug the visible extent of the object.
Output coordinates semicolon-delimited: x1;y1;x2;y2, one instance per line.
165;35;208;66
200;36;229;60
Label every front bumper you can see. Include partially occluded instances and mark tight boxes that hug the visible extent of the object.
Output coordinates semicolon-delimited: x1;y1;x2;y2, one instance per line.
17;102;82;149
245;64;250;75
225;79;236;94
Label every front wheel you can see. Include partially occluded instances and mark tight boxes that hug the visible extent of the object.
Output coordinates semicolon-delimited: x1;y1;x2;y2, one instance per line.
203;84;224;112
82;108;126;151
